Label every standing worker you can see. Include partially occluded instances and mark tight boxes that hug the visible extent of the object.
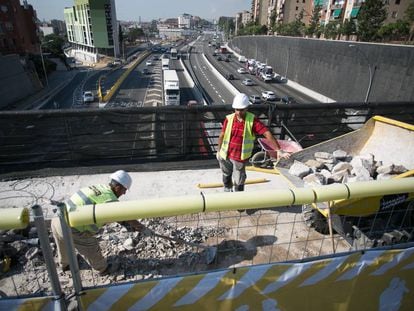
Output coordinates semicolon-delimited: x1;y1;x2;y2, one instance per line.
217;93;289;192
51;170;143;275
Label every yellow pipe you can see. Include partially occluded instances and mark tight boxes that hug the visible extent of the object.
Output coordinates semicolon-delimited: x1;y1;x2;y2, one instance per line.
246;166;281;175
197;178;269;189
0;207;30;230
67;178;414;227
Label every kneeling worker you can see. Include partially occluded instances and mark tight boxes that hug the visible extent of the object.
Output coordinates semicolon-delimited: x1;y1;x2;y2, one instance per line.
51;170;142;275
217;93;289;192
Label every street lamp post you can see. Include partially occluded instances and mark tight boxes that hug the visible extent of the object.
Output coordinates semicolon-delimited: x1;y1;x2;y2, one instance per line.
39;42;49;88
349;44;375;103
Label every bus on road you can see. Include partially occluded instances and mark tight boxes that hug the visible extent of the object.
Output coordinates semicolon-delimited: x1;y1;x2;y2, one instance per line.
170;48;178;60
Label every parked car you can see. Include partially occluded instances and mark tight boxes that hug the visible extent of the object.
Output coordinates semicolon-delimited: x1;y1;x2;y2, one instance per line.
142;67;150;75
145;60;153;66
83;91;94;103
261;91;277;101
281;96;297;104
224;57;230;62
249;95;262;104
237;67;247;74
226;73;235;80
217;55;223;61
242;78;254;86
112;59;122;66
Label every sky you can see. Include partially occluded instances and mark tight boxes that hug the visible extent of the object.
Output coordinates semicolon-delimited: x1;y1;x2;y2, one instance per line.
33;0;251;22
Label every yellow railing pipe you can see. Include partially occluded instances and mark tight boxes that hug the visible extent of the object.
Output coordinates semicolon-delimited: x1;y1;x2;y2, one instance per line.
67;178;414;227
0;207;30;230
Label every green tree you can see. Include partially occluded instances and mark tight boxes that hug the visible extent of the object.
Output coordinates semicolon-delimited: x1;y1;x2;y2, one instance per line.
269;9;277;33
323;21;341;39
357;0;387;41
340;19;357;40
42;34;65;57
378;19;410;42
127;27;144;42
405;0;414;41
306;5;322;37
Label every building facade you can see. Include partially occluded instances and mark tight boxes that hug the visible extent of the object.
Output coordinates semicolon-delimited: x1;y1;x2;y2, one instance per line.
64;0;119;62
0;0;39;55
178;13;192;29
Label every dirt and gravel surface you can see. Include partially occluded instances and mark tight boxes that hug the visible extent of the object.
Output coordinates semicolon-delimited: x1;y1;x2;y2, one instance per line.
0;168;350;297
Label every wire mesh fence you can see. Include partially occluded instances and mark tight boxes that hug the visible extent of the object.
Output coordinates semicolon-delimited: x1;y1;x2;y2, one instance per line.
1;102;413;177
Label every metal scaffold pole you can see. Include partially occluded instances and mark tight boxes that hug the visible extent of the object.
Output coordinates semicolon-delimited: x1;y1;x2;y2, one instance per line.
31;205;66;311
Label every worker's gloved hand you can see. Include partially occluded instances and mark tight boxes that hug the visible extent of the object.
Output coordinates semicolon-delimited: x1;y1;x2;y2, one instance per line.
278;150;291;159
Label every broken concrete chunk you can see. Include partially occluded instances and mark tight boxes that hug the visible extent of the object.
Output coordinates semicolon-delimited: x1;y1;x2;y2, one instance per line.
376;164;394;175
303;173;326;186
392;165;408;174
351;165;372;181
376;173;394;180
331;169;349;183
320;169;332;180
315;157;335;164
333;150;347;160
289;160;311;178
123;238;135;250
351;155;375;176
332;162;353;174
314;152;333;160
305;159;325;169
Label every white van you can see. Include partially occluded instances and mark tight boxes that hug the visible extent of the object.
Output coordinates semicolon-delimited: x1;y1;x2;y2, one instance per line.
238;56;247;63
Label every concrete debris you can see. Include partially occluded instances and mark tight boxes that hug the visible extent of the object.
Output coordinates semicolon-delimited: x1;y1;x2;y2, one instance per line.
289;160;311;178
292;150;407;186
0;218;228;296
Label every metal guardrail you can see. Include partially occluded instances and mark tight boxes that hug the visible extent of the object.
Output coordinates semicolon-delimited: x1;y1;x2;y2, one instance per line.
0;102;413;176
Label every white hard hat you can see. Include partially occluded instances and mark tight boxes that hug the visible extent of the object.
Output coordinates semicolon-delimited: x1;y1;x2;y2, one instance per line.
232;93;250;109
110;170;132;190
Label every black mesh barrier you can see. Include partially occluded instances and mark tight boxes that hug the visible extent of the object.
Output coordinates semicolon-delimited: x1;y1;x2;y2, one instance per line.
0;102;413;176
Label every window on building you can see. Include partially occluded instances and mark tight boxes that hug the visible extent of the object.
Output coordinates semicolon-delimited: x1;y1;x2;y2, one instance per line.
395;0;400;4
5;22;13;31
303;0;305;2
391;11;397;18
1;5;8;13
296;6;299;10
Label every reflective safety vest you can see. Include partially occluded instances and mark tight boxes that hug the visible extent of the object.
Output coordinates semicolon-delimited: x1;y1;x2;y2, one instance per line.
66;184;118;233
219;112;255;160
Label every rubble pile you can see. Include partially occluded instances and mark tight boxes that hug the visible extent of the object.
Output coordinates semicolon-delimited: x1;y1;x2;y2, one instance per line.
288;150;408;186
0;218;228;296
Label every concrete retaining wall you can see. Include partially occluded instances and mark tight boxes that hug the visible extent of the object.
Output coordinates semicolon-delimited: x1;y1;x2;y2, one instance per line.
230;36;414;102
0;55;40;109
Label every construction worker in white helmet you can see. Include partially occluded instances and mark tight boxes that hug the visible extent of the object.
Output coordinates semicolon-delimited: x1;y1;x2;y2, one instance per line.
217;93;289;197
51;170;143;275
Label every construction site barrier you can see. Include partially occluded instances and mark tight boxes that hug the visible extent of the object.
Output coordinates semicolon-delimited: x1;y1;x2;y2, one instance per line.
67;178;414;227
78;245;414;310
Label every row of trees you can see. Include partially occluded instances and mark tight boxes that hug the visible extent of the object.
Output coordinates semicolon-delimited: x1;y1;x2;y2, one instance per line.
237;0;414;43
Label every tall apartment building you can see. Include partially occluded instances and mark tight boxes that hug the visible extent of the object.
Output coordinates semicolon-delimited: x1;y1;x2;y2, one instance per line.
0;0;39;55
64;0;119;62
325;0;411;25
178;13;192;29
235;11;252;34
